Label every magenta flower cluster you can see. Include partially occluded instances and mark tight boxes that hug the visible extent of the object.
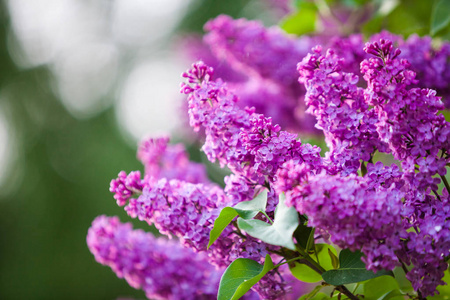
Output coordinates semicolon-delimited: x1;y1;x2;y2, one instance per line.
89;15;450;299
104;136;290;299
87;215;221;300
189;16;450;135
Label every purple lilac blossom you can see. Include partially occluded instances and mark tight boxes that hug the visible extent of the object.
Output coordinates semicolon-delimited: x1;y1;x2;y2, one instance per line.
99;24;450;298
361;40;450;297
87;215;221;300
370;31;450;106
203;15;318;133
196;16;450;136
124;176;233;267
181;61;323;209
111;136;292;299
203;15;310;89
362;39;449;192
297;45;386;175
295;39;450;297
110;171;145;207
399;191;450;296
122;179;291;299
137;136;210;184
277;166;404;272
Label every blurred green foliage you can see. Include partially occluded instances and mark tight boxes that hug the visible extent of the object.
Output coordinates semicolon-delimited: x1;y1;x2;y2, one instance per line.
282;0;450;39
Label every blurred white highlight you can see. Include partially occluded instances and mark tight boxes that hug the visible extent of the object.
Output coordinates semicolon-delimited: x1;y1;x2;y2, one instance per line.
8;0;189;132
117;53;183;140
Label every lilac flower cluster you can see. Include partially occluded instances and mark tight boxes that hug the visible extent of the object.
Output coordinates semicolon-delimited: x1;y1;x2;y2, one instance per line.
185;16;450;138
293;39;449;296
90;15;450;300
110;171;144;206
181;61;322;211
87;215;220;300
359;45;450;295
278;168;404;271
362;40;450;193
201;15;318;133
137;136;210;184
399;192;450;296
108;135;291;299
369;31;450;99
298;45;386;175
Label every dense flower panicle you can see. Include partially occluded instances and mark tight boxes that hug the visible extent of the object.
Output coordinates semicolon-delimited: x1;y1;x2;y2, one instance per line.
110;171;145;206
121;176;277;273
365;161;404;190
137;136;210;184
309;174;404;271
298;46;386;175
370;32;450;105
398;192;450;296
362;40;450;192
204;15;311;86
87;216;220;300
202;15;317;132
278;166;404;271
182;61;324;211
326;34;366;75
181;62;252;171
125;179;228;252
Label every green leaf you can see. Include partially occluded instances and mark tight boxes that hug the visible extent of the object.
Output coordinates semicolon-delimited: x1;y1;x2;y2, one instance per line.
208;190;268;249
431;0;450;35
429;270;450;299
299;286;328;300
293;220;313;249
339;249;365;268
306;227;316;252
328;248;339;269
290;261;322;283
378;289;405;300
322;249;393;286
362;0;433;37
280;1;317;35
237;194;299;250
363;275;400;299
392;267;414;293
290;244;338;283
233;189;268;215
217;254;274;300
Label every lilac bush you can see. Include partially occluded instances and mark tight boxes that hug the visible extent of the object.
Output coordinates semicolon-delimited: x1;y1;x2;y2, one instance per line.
88;14;450;300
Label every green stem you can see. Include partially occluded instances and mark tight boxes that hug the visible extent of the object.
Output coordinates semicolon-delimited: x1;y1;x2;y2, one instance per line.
440;175;450;194
352;283;360;294
361;161;368;177
293;248;359;299
261;211;274;225
232;220;246;239
273;257;304;269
